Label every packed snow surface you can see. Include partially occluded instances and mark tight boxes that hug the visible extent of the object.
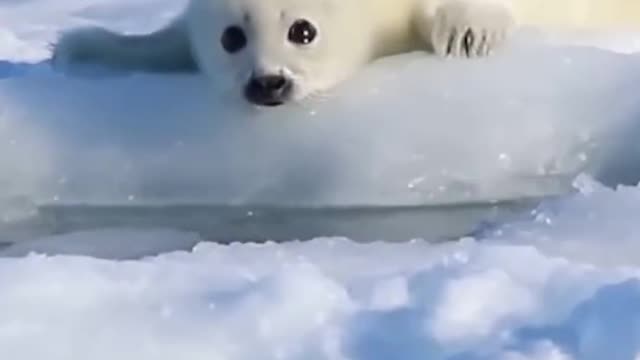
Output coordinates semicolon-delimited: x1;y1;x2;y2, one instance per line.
1;0;640;359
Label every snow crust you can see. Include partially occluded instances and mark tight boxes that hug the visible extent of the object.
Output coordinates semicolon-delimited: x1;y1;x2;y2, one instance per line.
3;203;640;360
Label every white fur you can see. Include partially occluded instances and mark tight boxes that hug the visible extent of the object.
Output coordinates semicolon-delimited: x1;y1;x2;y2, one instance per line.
52;0;640;103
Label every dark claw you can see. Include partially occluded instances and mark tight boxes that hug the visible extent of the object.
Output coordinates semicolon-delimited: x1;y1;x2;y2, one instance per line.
462;29;474;57
446;28;458;55
478;32;488;56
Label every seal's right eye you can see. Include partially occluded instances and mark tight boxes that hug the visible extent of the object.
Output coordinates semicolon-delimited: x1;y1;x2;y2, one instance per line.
288;19;317;45
221;26;247;53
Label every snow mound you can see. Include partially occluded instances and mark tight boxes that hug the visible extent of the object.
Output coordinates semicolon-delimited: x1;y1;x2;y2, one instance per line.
2;190;640;359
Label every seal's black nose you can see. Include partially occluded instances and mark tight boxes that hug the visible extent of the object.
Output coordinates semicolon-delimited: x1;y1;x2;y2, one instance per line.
244;74;293;106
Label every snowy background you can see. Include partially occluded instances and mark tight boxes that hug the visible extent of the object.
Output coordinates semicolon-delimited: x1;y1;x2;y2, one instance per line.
2;0;640;359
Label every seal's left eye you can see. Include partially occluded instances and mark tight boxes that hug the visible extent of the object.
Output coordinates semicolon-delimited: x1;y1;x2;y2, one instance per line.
288;19;317;45
221;25;247;54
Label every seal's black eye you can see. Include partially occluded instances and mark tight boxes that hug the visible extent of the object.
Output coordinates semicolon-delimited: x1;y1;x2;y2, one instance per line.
288;19;317;45
221;26;247;54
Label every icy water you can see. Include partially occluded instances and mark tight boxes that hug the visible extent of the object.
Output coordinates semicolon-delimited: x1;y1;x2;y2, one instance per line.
0;198;543;248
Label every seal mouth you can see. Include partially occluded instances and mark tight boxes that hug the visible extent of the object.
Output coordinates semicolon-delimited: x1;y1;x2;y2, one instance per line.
244;74;293;107
256;99;285;107
246;97;287;107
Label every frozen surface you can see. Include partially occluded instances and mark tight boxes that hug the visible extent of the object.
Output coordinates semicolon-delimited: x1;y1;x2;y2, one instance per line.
1;0;640;359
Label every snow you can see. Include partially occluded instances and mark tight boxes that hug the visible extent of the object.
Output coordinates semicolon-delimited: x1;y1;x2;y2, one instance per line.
3;225;640;359
1;0;640;359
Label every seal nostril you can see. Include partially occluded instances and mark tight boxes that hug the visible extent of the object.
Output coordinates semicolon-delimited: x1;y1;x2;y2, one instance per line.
256;75;287;91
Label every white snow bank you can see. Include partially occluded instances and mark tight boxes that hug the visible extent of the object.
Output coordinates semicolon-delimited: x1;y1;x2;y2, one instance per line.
1;45;639;209
1;190;640;360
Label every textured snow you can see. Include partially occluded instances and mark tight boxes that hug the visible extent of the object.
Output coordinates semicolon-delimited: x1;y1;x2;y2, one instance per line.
1;0;640;359
3;207;640;360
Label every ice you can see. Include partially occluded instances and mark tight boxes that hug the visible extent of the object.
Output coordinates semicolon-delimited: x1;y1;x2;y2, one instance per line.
0;229;202;259
490;176;640;267
1;0;640;359
1;46;639;208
